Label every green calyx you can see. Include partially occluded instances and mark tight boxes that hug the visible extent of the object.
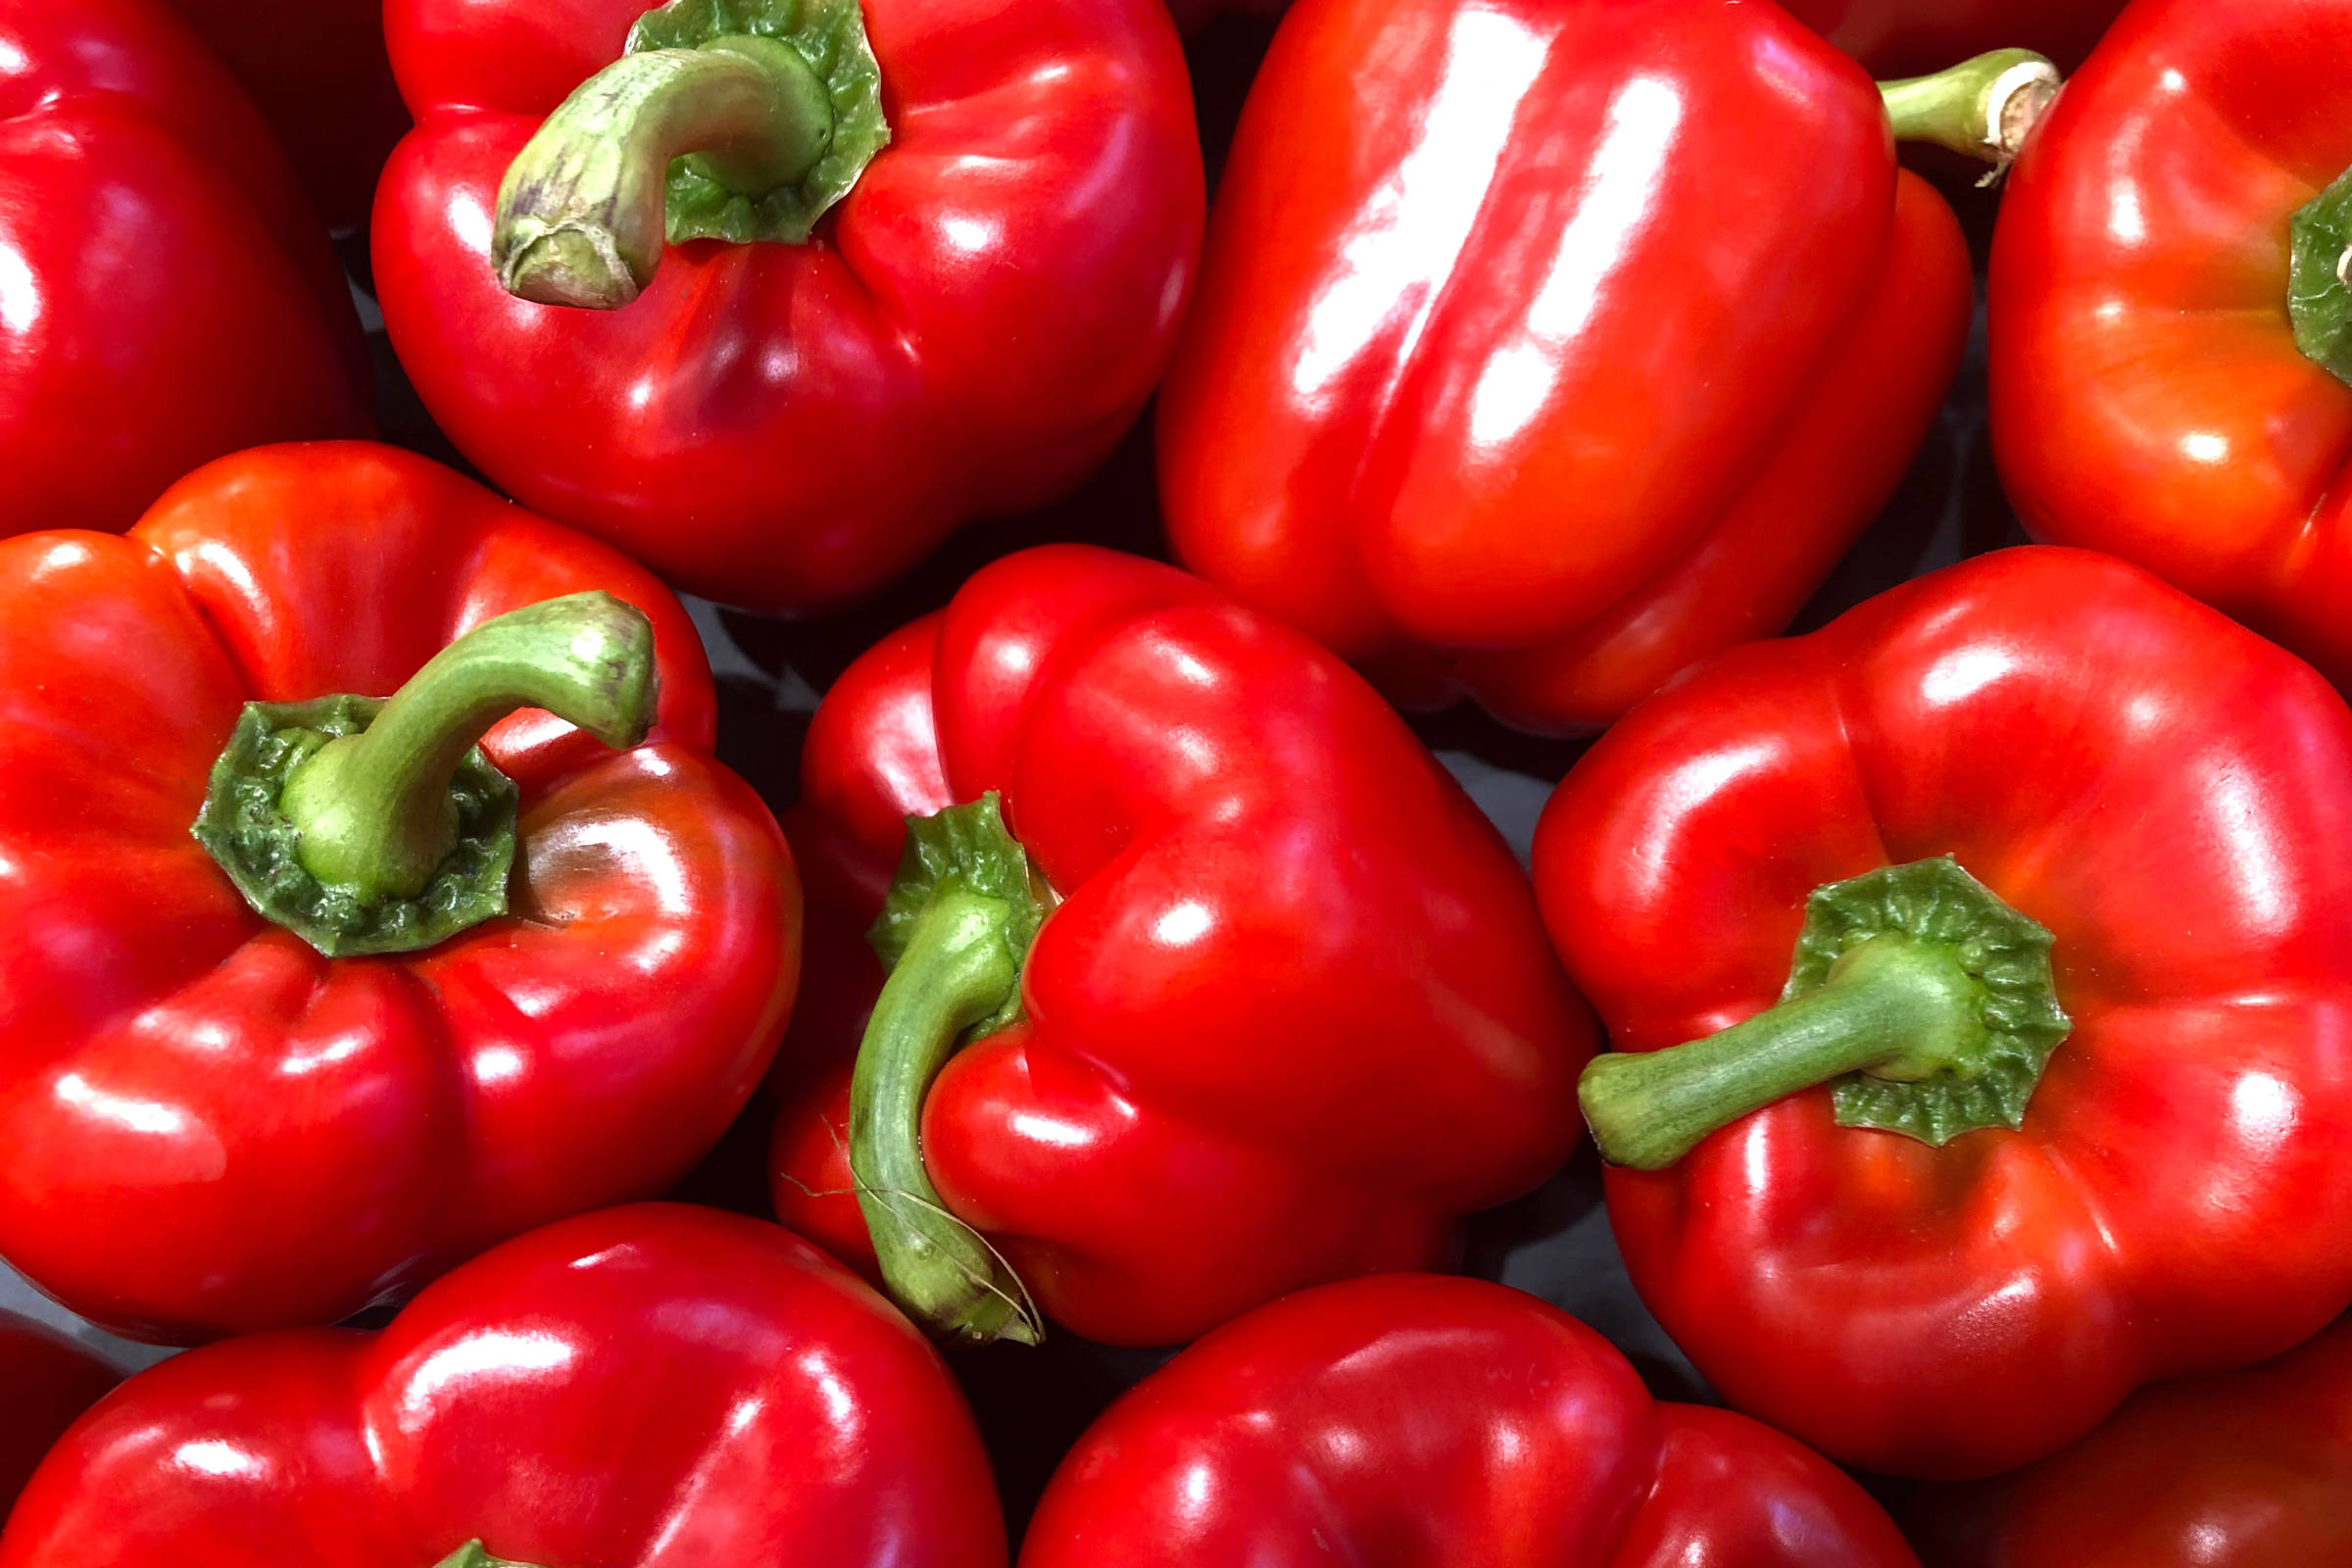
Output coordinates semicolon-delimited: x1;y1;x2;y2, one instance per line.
1879;48;2060;181
431;1544;543;1568
493;0;889;310
1580;858;2071;1171
850;793;1052;1348
2291;167;2352;386
194;694;517;957
192;592;659;959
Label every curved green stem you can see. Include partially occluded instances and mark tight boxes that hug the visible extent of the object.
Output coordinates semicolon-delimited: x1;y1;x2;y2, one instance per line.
1880;48;2060;172
494;34;834;308
850;881;1041;1347
1582;936;1984;1170
1580;857;2072;1169
279;593;656;903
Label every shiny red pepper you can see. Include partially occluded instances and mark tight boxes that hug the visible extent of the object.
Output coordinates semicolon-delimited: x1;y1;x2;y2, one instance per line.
1991;0;2352;693
1020;1274;1919;1567
0;442;800;1345
766;545;1592;1348
374;0;1202;613
0;0;370;541
1908;1313;2352;1566
0;1318;115;1519
1169;0;2126;72
1157;0;2032;734
1535;547;2352;1479
161;0;410;228
0;1204;1004;1568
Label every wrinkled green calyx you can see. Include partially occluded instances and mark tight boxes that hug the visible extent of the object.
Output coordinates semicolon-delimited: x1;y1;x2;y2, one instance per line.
493;0;887;308
2291;167;2352;386
851;794;1052;1347
1798;858;2071;1143
432;1544;543;1568
636;0;888;247
194;695;516;958
1580;858;2071;1170
870;792;1051;1032
192;592;658;960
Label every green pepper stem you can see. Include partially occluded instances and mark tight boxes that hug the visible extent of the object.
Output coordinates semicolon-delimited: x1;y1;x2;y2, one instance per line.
1580;935;1989;1171
431;1544;541;1568
849;882;1041;1347
277;592;657;905
494;34;835;309
1880;48;2060;171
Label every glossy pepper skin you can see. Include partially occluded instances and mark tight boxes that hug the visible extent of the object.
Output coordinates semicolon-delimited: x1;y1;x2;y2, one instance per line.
1158;0;1975;735
374;0;1203;613
1535;547;2352;1479
0;442;800;1346
0;1204;1005;1568
1170;0;2124;70
0;1318;115;1518
768;545;1592;1347
1990;0;2352;693
1021;1274;1919;1568
1908;1314;2352;1566
162;0;410;228
0;0;370;542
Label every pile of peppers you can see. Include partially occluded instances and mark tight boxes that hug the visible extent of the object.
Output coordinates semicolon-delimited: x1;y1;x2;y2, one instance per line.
7;0;2352;1563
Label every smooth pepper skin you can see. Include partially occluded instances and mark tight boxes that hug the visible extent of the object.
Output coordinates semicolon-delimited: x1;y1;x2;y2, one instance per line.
1170;0;2124;71
1158;0;1972;735
0;0;371;542
768;545;1592;1346
1989;0;2352;692
0;1204;1005;1568
0;442;801;1345
1907;1314;2352;1567
1020;1274;1919;1568
0;1317;115;1518
374;0;1204;613
161;0;410;228
1534;547;2352;1479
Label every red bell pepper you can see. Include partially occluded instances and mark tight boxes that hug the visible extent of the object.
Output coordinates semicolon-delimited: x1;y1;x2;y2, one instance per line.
0;1317;115;1518
0;0;370;542
161;0;410;228
1534;546;2352;1479
1991;0;2352;694
0;1204;1004;1567
1157;0;2048;734
1907;1314;2352;1566
1020;1274;1919;1567
1168;0;2125;72
1783;0;2125;74
0;442;800;1346
373;0;1202;614
765;545;1592;1348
